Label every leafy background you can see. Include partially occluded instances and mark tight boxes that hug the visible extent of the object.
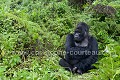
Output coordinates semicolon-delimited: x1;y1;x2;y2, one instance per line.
0;0;120;80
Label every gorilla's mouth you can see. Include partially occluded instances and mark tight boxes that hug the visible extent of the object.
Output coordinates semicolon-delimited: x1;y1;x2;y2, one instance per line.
74;36;84;42
74;29;86;43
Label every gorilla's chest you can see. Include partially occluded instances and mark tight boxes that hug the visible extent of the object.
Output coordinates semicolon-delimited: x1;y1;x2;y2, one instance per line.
71;45;92;60
75;38;88;47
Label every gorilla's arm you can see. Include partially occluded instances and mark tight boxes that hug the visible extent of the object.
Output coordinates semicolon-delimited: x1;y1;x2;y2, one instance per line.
65;34;81;61
65;34;75;49
74;37;98;72
65;34;82;51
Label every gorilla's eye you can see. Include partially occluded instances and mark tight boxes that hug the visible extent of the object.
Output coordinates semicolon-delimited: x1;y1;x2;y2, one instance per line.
75;29;82;33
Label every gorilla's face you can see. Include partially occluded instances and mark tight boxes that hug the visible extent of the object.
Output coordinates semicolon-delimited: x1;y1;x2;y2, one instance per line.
74;28;86;42
74;22;89;43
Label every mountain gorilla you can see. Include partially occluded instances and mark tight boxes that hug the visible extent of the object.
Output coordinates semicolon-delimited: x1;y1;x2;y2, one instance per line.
59;22;98;74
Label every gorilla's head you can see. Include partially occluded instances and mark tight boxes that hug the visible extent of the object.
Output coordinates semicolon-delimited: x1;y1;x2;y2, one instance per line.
74;22;89;43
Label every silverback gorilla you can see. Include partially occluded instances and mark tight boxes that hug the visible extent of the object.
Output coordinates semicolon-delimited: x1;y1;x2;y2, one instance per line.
59;22;98;74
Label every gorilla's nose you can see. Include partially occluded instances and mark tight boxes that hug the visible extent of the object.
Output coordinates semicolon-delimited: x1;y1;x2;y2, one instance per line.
74;33;79;38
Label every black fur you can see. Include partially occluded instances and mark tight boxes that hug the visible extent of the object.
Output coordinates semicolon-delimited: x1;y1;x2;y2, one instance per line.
59;22;98;74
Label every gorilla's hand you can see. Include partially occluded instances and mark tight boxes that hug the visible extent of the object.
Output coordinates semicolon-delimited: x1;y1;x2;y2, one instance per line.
72;67;77;73
77;69;82;74
72;67;82;74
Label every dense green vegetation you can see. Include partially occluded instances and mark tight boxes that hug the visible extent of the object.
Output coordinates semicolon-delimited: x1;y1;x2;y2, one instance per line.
0;0;120;80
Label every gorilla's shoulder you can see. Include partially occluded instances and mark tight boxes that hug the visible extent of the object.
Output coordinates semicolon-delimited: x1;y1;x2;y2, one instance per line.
66;34;74;38
67;33;74;36
89;36;98;43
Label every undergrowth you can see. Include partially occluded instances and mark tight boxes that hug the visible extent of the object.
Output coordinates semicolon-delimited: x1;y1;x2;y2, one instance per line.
0;0;120;80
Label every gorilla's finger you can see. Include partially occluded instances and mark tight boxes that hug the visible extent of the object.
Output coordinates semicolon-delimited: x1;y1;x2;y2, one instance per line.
77;69;82;75
72;67;77;72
